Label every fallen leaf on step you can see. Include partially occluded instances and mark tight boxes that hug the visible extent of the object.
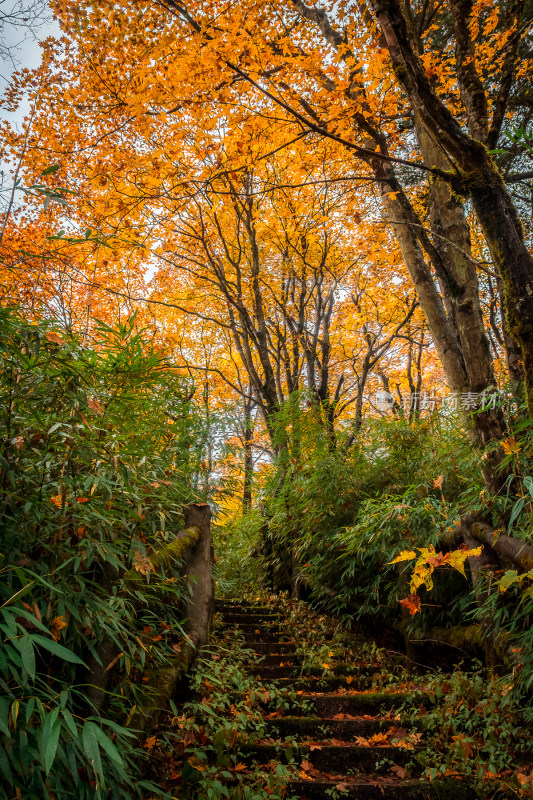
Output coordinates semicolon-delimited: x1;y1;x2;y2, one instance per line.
452;734;474;758
187;756;208;772
390;764;408;779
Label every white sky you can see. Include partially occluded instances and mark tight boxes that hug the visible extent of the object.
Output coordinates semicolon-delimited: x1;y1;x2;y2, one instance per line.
0;0;60;127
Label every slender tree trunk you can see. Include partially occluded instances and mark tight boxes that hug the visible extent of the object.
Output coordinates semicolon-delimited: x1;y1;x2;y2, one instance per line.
242;394;254;514
376;164;468;393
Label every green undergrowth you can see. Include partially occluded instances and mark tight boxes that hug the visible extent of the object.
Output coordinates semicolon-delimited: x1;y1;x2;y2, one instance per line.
400;670;533;795
217;398;533;721
0;309;208;799
144;610;302;799
146;595;533;798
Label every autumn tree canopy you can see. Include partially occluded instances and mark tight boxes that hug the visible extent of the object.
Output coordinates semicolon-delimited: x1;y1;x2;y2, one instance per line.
1;0;532;481
2;4;533;797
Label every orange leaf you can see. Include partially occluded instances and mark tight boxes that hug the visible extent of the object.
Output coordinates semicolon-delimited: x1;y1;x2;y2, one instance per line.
399;594;421;615
133;549;153;576
50;616;67;641
187;755;208;771
88;397;104;415
45;331;65;345
144;735;158;750
432;475;443;490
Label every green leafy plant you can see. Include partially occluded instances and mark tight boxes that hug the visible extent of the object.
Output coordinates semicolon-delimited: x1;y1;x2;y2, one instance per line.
0;307;207;798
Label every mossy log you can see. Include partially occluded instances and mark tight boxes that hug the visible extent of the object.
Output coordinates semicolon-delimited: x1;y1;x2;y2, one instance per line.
440;518;533;573
408;623;483;653
121;525;201;591
470;521;533;572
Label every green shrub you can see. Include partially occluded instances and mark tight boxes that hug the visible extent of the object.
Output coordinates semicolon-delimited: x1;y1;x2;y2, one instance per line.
0;308;206;798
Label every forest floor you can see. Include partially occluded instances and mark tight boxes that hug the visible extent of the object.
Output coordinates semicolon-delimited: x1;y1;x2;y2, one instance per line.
145;595;532;799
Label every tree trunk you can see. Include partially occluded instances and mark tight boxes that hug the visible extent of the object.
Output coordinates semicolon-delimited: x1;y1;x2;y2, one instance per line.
242;395;255;514
374;0;533;418
467;155;533;417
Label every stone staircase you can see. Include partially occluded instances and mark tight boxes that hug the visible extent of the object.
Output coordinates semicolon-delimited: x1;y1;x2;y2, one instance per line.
215;600;476;799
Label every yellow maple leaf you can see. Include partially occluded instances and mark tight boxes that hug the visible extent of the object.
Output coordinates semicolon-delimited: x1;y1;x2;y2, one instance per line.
388;550;416;564
501;437;521;455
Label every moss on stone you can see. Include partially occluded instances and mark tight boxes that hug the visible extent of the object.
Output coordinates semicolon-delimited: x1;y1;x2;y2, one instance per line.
123;525;201;589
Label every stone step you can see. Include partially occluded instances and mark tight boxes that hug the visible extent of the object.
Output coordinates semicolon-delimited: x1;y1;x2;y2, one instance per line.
266;691;409;717
239;629;294;643
249;642;297;655
220;620;283;632
249;664;302;678
240;741;412;773
249;655;384;675
285;777;476;799
250;672;374;691
215;602;276;614
266;715;387;739
219;612;283;623
254;653;302;666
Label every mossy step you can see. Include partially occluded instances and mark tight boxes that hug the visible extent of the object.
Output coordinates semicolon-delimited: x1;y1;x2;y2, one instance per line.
253;653;303;667
239;741;411;772
220;619;283;630
239;630;294;643
250;656;385;676
249;664;303;679
251;642;297;655
272;691;409;716
219;613;284;625
251;673;375;690
215;602;276;613
267;714;387;738
285;777;476;799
